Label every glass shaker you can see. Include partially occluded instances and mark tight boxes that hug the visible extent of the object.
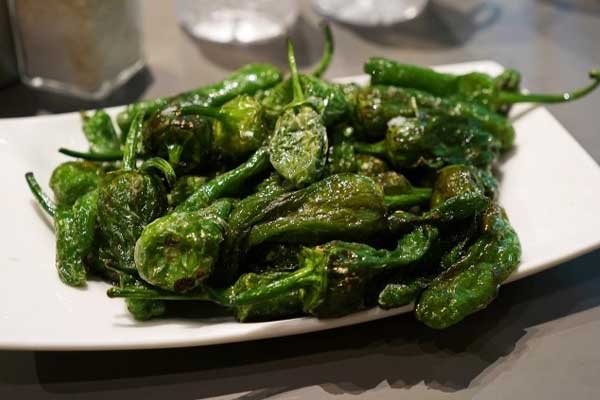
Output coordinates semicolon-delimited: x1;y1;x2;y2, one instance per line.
175;0;299;44
8;0;144;100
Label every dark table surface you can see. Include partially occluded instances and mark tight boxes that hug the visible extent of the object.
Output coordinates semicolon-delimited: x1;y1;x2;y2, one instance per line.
2;1;600;399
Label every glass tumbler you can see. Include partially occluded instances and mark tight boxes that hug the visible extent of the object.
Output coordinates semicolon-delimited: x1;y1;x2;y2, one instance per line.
175;0;299;44
9;0;144;100
312;0;429;26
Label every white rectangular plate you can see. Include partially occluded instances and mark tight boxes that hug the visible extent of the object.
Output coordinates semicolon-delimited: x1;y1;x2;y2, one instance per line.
1;61;600;350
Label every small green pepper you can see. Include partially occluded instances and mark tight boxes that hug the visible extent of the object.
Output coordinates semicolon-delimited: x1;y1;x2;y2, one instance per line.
366;58;600;115
142;110;213;173
268;41;329;187
109;225;438;319
178;94;268;162
234;225;438;318
26;173;98;286
415;204;521;329
388;165;490;232
135;199;233;292
215;174;292;285
49;161;104;207
117;63;283;136
96;112;175;273
354;115;501;170
353;85;516;150
247;174;387;247
80;110;121;153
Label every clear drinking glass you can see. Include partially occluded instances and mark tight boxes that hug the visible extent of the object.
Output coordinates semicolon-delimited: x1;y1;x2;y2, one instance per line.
312;0;429;26
9;0;144;100
175;0;299;44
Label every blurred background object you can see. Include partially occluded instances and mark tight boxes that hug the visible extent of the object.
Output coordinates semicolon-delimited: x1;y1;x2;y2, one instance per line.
8;0;144;100
312;0;429;26
175;0;299;44
0;0;17;87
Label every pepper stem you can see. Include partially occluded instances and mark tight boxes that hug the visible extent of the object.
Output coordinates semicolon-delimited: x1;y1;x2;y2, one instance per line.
122;111;145;171
311;24;333;78
167;144;183;166
287;39;305;107
58;147;123;161
107;286;215;302
176;147;271;212
353;141;386;156
178;104;227;122
140;157;177;187
25;172;57;218
231;264;319;305
496;69;600;105
384;189;432;210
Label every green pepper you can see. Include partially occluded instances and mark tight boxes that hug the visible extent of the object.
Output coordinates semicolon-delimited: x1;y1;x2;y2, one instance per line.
268;41;329;187
96;112;175;273
353;85;516;150
388;165;490;232
215;174;292;285
25;173;98;286
80;110;121;153
49;161;104;207
247;173;387;247
415;204;521;329
366;58;600;115
117;63;283;136
178;94;268;162
176;147;271;212
234;225;438;318
141;109;213;173
117;63;281;136
109;225;438;319
354;114;501;170
135;199;233;292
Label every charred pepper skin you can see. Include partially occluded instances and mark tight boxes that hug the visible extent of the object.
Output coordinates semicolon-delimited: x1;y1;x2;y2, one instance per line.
117;63;283;136
353;85;516;151
49;161;104;208
268;41;329;188
248;173;387;247
25;173;98;287
366;58;600;115
354;115;501;170
96;112;173;274
81;110;121;152
415;204;521;329
233;225;438;318
135;200;233;293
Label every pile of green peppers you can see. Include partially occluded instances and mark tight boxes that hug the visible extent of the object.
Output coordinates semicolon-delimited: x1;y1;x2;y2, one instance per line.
26;26;600;329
